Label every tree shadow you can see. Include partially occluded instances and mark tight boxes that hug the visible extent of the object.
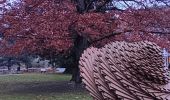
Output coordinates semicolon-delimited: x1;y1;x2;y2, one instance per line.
1;81;86;94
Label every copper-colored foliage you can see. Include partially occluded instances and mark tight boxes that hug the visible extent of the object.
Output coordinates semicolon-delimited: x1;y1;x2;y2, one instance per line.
79;41;170;100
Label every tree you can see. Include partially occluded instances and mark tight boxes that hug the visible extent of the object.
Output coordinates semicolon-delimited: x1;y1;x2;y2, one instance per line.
0;0;170;83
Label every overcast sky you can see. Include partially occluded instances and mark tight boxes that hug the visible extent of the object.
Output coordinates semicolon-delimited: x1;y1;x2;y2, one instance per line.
113;0;169;10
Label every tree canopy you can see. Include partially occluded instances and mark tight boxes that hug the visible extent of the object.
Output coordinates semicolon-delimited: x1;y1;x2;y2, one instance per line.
0;0;169;57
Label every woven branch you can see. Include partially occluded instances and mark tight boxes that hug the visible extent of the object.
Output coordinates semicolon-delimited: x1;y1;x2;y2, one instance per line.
79;41;170;100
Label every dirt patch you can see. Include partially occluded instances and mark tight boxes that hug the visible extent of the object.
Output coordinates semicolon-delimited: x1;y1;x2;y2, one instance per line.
0;81;87;94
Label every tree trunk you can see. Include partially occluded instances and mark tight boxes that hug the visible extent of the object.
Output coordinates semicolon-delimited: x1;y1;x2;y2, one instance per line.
7;59;12;72
76;0;86;13
70;64;81;83
70;34;90;83
7;65;11;71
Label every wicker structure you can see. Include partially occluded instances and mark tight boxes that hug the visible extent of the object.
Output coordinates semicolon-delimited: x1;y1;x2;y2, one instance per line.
79;41;170;100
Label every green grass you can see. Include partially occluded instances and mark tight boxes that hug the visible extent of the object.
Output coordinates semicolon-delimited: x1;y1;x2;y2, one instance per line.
0;93;92;100
0;73;71;83
0;73;92;100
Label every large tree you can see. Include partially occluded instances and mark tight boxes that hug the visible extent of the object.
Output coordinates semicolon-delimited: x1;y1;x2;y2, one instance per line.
0;0;170;83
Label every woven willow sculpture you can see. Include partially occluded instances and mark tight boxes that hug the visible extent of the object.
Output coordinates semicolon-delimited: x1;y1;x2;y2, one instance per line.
79;41;170;100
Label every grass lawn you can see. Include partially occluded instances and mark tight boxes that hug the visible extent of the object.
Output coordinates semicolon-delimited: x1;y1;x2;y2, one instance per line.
0;73;92;100
0;73;71;83
0;93;92;100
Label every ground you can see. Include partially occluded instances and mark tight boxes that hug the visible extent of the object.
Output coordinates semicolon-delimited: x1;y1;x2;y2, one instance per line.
0;73;92;100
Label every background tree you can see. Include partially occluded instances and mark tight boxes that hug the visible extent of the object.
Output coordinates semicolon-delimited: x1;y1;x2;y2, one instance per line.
0;54;33;72
0;0;169;83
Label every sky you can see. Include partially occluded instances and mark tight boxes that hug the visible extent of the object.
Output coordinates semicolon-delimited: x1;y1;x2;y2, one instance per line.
113;0;170;10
